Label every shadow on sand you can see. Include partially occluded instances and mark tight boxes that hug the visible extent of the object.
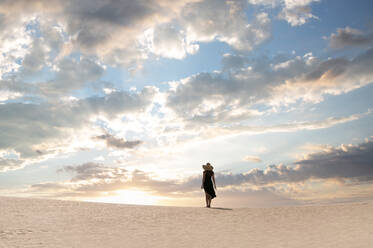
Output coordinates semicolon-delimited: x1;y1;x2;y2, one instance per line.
210;207;233;211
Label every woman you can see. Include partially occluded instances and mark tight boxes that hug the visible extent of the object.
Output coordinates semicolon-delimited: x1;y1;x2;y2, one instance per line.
201;162;216;208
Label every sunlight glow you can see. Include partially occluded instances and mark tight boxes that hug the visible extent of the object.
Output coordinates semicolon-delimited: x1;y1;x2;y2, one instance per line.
87;189;165;206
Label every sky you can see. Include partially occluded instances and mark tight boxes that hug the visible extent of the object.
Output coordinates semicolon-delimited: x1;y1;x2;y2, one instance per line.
0;0;373;208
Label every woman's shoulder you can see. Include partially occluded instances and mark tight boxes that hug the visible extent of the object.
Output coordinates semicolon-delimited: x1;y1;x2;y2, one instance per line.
203;170;214;175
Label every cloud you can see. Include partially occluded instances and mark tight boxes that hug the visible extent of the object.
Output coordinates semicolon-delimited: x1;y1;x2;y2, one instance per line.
248;0;319;26
0;0;273;68
2;20;373;175
140;23;199;59
57;162;129;182
0;0;323;78
0;0;272;105
167;110;369;147
0;87;157;171
181;0;271;51
328;27;373;49
166;49;373;125
0;23;105;98
34;162;181;197
0;77;43;100
95;134;142;149
0;19;33;78
0;0;198;69
278;0;319;26
27;138;373;204
140;0;271;58
33;57;105;97
0;158;25;172
248;0;279;6
0;0;371;209
270;48;373;105
293;141;373;181
166;71;260;124
81;86;157;118
0;90;23;102
31;163;299;206
0;2;68;78
21;39;47;73
243;156;262;163
217;139;373;187
21;19;67;74
62;0;159;67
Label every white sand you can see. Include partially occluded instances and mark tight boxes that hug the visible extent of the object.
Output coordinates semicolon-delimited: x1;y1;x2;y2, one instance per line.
1;197;372;248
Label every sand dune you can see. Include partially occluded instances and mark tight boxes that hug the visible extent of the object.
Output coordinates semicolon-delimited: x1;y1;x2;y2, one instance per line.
0;197;372;248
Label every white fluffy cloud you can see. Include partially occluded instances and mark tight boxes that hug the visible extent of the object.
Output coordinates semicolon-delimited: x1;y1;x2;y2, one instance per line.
138;0;271;59
0;20;33;78
0;0;196;69
139;23;199;59
0;0;275;74
0;0;323;79
181;0;271;51
249;0;320;26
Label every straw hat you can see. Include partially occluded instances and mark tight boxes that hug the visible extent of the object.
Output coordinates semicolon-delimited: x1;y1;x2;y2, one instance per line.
202;162;214;171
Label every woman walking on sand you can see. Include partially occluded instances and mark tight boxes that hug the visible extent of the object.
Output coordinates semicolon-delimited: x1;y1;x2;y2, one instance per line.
201;163;216;208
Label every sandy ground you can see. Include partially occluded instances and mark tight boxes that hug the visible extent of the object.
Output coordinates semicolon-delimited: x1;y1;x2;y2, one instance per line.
0;197;372;248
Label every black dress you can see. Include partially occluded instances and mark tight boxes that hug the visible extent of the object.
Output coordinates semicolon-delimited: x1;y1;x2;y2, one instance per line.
203;170;216;198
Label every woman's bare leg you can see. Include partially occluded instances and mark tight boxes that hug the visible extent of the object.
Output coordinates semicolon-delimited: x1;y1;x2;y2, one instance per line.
205;193;209;207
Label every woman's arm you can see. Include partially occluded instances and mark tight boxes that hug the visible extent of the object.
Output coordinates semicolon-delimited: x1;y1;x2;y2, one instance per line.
212;173;216;189
201;172;205;189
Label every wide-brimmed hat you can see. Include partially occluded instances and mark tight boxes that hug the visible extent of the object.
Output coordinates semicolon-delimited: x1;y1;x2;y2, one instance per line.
202;163;213;171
